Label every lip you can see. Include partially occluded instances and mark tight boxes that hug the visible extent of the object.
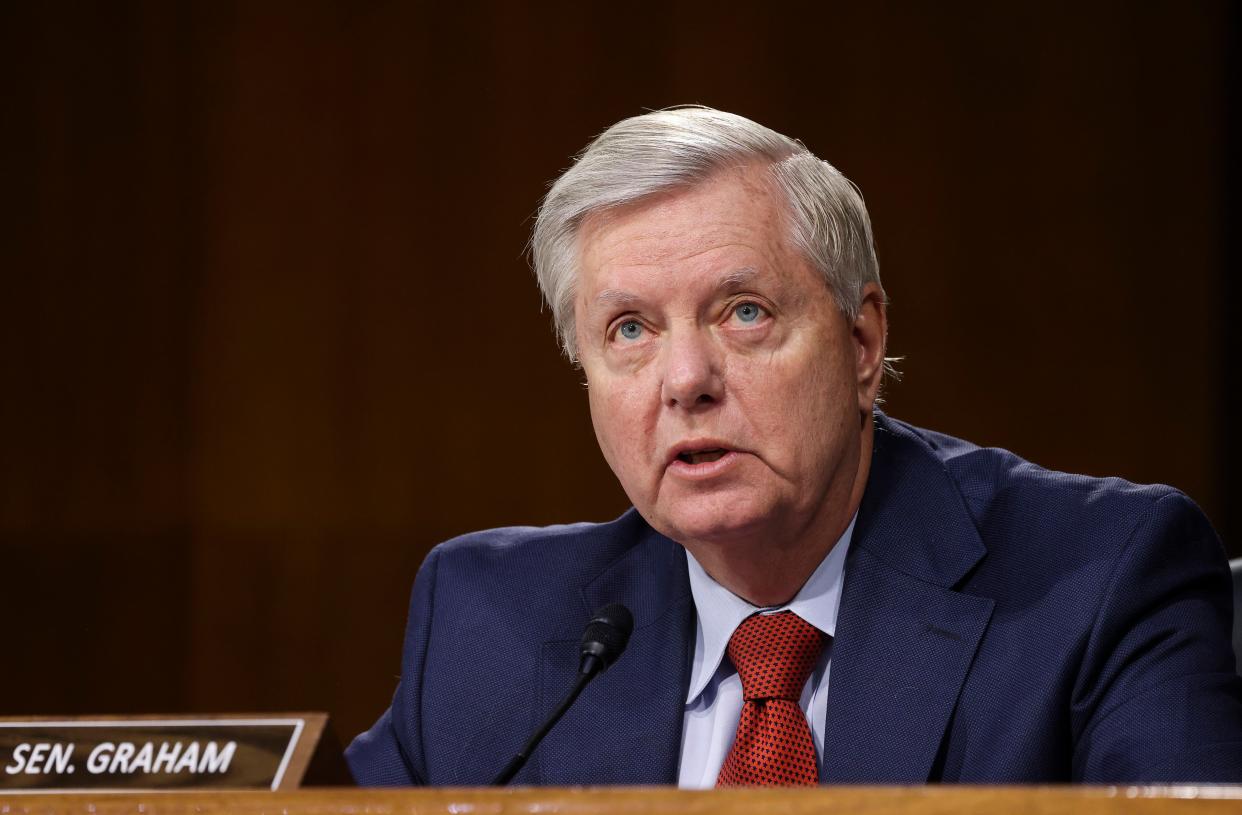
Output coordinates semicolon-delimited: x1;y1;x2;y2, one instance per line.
665;439;743;479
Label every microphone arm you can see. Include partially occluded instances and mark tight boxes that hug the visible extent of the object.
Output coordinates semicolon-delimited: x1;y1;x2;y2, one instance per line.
491;603;633;786
490;670;595;785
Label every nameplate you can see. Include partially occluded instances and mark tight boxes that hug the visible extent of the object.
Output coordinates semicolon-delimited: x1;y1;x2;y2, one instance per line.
0;714;327;792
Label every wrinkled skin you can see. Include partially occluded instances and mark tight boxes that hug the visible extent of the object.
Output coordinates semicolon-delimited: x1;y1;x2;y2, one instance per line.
574;163;888;606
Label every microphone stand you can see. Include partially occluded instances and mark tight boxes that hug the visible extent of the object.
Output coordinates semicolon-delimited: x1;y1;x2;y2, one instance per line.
491;604;631;786
491;670;595;785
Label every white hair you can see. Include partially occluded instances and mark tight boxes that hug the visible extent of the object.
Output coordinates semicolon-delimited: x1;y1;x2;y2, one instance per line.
530;105;883;362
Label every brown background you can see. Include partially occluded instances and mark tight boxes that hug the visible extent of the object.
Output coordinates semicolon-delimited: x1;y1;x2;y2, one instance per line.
3;1;1238;750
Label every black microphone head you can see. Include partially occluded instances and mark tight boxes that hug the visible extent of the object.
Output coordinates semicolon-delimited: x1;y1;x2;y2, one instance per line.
579;603;634;675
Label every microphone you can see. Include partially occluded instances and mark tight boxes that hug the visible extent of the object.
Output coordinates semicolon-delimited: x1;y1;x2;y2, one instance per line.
491;603;634;785
578;603;635;677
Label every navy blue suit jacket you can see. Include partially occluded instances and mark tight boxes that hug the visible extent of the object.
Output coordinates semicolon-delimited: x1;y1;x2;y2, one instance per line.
347;413;1242;783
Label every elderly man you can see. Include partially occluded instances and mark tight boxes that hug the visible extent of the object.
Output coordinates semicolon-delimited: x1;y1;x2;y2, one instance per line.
347;107;1242;785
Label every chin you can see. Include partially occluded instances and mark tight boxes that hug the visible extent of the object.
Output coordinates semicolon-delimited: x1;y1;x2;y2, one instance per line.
653;499;777;547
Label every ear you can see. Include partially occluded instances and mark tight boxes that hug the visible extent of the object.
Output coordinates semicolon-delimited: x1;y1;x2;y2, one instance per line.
852;282;888;413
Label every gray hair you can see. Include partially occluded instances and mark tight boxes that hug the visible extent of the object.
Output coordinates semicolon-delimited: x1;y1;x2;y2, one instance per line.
530;105;883;362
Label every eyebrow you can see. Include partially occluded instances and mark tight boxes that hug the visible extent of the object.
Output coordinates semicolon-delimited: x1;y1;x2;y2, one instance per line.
593;288;641;307
592;267;762;309
718;266;760;290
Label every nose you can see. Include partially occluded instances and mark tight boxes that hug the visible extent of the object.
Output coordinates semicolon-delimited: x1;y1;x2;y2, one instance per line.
659;326;724;410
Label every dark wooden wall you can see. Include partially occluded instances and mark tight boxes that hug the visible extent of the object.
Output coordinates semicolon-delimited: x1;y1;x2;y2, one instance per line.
3;1;1236;746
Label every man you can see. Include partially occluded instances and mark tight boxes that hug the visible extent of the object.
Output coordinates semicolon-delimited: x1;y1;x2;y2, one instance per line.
347;107;1242;784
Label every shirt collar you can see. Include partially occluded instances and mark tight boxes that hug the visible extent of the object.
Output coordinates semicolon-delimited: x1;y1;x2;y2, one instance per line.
684;513;856;704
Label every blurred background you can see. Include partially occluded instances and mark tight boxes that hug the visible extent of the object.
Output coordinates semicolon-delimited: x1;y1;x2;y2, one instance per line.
3;1;1238;748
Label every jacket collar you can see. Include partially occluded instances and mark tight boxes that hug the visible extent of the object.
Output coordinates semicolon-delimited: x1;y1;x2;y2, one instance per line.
820;411;994;782
854;412;987;587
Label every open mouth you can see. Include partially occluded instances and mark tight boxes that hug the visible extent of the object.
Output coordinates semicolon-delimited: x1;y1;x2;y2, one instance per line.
677;448;728;465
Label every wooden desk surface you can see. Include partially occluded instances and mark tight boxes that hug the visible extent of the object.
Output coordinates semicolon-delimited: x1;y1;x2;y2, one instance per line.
3;786;1242;815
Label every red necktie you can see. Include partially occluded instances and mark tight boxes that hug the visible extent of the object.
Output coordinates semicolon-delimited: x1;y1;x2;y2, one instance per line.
716;611;824;786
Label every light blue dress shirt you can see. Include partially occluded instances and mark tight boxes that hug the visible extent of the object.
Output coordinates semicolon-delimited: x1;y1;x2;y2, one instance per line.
677;514;855;788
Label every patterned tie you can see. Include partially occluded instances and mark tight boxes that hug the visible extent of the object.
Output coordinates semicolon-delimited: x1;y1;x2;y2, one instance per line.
716;611;825;786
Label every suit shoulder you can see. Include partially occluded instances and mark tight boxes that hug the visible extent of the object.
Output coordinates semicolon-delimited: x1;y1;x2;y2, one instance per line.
890;416;1189;528
423;508;654;595
879;416;1216;585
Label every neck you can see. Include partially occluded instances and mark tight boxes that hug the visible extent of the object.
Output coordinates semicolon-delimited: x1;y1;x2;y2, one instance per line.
685;419;873;607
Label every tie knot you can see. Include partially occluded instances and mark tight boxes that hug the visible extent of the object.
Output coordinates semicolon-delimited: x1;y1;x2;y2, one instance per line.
726;611;824;702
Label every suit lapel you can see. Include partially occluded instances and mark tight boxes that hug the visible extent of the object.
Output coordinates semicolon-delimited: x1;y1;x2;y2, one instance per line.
822;547;993;781
821;414;995;782
534;521;693;785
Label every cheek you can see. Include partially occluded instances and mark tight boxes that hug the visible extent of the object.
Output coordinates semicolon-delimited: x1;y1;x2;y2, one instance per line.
728;341;853;452
586;386;616;457
588;380;648;472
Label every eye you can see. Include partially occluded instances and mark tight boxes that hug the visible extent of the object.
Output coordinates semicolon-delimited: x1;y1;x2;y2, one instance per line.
732;301;766;324
617;319;644;341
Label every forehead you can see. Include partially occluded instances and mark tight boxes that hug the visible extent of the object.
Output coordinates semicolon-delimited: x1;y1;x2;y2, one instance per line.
576;165;796;291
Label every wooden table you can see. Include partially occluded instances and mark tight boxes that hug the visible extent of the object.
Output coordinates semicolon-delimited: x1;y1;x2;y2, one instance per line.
3;786;1242;815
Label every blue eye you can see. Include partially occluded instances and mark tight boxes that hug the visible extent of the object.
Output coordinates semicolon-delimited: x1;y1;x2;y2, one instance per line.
734;302;764;323
618;320;644;340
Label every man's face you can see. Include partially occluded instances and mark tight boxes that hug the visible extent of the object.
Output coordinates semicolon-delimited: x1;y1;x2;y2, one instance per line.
574;164;883;559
